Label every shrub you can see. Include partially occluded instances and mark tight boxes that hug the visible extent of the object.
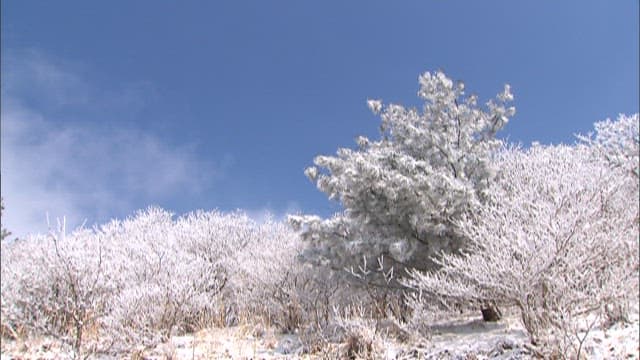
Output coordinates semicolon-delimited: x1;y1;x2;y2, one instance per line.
1;221;119;357
1;207;315;355
403;141;639;354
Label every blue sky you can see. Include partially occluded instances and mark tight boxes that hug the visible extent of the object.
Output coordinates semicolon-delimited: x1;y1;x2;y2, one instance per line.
1;1;638;237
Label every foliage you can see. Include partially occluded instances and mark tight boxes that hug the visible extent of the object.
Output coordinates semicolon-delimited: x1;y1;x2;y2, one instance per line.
1;68;637;358
0;219;117;357
1;197;11;241
290;71;516;282
577;113;639;179
403;134;639;353
0;207;311;355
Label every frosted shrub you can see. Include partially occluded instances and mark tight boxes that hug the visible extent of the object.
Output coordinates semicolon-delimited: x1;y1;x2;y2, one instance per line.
234;218;362;335
404;141;639;353
1;221;118;356
167;209;259;328
1;207;310;354
332;306;386;359
233;219;304;330
103;208;316;343
104;208;228;346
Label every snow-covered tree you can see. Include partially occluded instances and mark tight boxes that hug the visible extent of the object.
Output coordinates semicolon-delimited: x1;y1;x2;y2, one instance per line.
290;71;516;280
577;113;639;179
403;140;639;351
1;198;11;241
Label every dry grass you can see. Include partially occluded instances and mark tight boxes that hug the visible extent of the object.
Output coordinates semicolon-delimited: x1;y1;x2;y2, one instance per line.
1;307;638;359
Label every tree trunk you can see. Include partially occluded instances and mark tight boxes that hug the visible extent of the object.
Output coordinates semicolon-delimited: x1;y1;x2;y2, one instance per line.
481;304;502;322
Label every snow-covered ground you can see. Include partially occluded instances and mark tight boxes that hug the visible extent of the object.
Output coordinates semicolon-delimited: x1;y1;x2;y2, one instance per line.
2;309;637;359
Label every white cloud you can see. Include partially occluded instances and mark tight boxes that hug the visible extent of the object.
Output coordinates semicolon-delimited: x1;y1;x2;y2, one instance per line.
1;51;217;238
244;201;302;224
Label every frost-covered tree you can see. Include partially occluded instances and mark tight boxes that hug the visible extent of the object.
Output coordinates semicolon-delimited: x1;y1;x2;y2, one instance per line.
290;71;515;280
403;140;639;352
577;113;639;179
1;197;11;241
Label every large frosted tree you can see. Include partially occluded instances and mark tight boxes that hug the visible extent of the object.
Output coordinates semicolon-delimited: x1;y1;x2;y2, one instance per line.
291;71;516;282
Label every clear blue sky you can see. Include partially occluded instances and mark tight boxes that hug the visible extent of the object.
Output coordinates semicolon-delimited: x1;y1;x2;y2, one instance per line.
1;1;638;237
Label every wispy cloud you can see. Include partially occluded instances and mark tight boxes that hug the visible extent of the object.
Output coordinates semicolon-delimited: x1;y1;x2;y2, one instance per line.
1;50;218;237
243;201;302;224
2;50;92;108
